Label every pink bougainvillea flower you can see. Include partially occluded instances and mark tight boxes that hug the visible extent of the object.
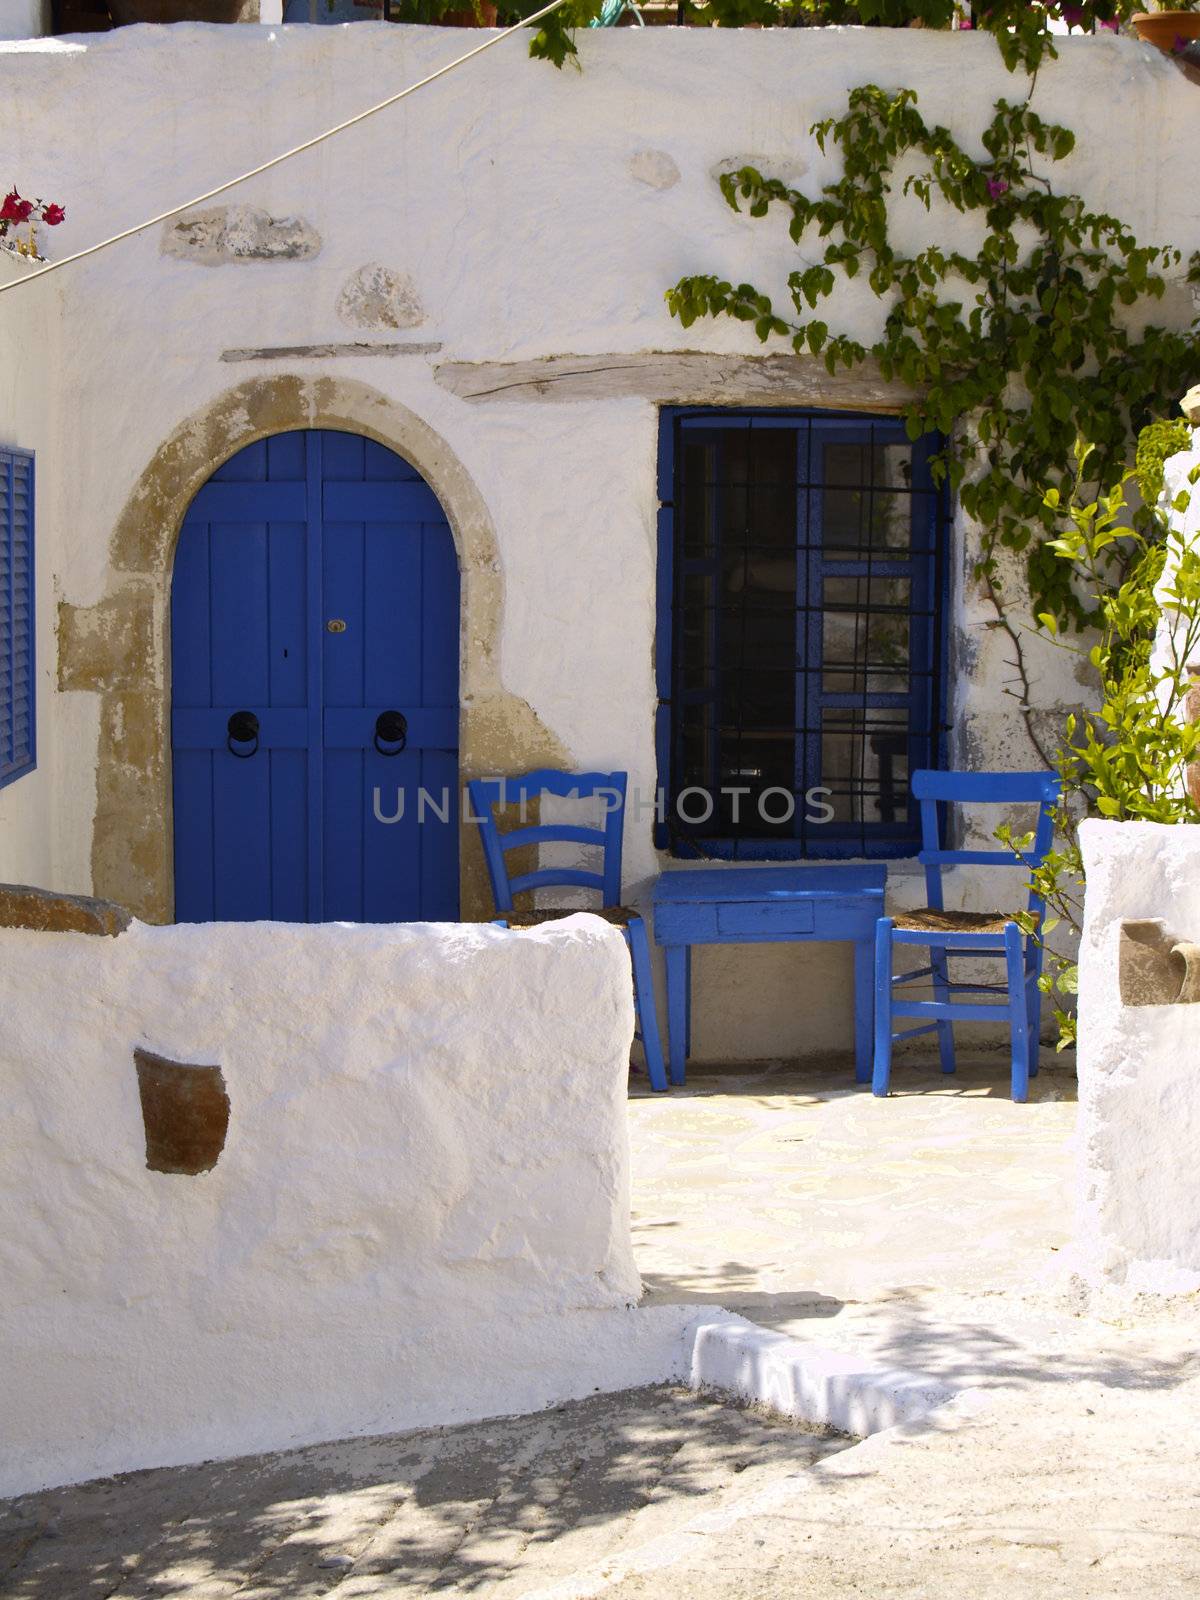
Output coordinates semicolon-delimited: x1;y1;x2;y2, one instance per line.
0;190;32;224
986;177;1010;200
957;15;974;27
41;203;65;226
1099;16;1118;29
1061;4;1084;24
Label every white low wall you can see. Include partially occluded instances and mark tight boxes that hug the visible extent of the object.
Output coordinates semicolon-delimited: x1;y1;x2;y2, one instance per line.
0;912;694;1497
1077;821;1200;1291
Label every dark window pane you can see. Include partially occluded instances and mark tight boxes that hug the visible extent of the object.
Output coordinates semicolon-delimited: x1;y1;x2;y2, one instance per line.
820;708;910;826
667;412;942;855
821;441;914;553
821;576;912;695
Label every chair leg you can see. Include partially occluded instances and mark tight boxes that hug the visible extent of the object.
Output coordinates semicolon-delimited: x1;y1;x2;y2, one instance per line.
1030;940;1049;1081
1005;922;1030;1103
853;936;874;1085
1025;960;1042;1078
683;944;693;1061
626;919;668;1093
929;945;956;1075
664;945;689;1087
872;918;894;1097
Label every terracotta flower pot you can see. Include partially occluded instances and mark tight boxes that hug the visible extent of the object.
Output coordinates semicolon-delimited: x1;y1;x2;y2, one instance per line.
108;0;247;22
1131;10;1200;51
438;2;498;22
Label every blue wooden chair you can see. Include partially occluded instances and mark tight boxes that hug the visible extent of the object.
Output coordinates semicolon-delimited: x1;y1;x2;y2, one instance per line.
872;770;1061;1104
468;769;668;1094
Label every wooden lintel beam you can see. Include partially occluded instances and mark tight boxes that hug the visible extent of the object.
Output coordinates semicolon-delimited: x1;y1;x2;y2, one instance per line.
433;351;920;411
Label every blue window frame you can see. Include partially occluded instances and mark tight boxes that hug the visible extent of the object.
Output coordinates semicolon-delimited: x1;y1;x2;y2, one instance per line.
0;447;35;791
656;409;947;860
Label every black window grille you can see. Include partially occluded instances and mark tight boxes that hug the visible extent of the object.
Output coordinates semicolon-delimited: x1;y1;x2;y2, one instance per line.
655;409;948;859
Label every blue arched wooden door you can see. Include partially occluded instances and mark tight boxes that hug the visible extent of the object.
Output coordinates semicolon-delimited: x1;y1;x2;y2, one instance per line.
171;430;460;923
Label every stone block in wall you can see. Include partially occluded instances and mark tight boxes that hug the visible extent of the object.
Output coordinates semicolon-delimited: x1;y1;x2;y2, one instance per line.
161;206;321;268
0;882;129;937
134;1049;229;1175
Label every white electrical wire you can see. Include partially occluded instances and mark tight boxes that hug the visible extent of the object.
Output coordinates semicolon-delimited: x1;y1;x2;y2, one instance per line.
0;0;573;298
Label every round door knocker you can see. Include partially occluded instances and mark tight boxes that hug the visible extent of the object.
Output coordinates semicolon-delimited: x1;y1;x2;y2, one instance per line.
374;710;408;756
226;709;260;759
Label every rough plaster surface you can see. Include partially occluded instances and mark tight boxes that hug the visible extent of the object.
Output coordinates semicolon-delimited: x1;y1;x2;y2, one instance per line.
0;912;692;1497
337;262;426;330
161;206;322;267
1078;820;1200;1290
627;150;681;191
1;27;1197;1055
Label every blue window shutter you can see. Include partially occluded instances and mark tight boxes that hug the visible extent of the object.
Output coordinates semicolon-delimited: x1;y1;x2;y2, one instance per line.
0;448;35;789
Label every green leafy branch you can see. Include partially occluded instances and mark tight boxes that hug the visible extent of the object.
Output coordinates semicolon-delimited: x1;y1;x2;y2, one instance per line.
999;428;1200;1046
518;0;1135;76
666;86;1199;629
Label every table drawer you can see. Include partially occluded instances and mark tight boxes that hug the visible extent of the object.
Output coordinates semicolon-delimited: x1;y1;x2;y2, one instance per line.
716;901;815;937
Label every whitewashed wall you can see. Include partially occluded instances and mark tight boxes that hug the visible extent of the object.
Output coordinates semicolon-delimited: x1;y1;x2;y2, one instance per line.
0;25;1196;1059
0;254;76;891
0;2;51;39
1077;821;1200;1291
0;912;701;1496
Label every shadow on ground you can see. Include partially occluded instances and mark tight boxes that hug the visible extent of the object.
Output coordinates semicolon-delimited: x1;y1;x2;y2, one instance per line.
0;1387;847;1600
624;1055;1184;1406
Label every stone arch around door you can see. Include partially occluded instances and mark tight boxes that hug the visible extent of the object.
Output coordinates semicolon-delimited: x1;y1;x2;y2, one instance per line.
58;375;569;925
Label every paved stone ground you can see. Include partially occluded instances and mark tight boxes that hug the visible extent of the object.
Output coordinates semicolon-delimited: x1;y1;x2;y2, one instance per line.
613;1056;1200;1598
0;1390;844;1599
9;1054;1200;1597
630;1053;1077;1325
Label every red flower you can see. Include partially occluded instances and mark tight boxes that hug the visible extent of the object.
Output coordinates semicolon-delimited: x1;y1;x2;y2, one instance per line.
0;190;32;224
41;203;65;227
1061;4;1084;24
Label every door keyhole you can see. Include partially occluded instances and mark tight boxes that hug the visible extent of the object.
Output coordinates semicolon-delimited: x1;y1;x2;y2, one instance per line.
327;619;347;634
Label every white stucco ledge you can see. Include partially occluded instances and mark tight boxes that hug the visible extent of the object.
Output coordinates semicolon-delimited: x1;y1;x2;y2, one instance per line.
682;1310;961;1437
1076;820;1200;1291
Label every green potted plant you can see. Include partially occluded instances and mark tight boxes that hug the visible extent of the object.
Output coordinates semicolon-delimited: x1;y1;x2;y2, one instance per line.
1131;0;1200;50
108;0;248;22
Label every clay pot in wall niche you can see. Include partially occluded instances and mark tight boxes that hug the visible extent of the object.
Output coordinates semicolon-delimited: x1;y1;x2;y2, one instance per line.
1131;11;1200;51
1119;919;1200;1006
108;0;248;22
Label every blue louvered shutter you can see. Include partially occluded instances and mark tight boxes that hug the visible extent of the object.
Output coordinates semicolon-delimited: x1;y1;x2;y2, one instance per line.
0;448;35;788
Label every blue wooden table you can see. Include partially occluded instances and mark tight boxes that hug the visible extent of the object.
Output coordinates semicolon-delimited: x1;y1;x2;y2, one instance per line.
652;865;888;1086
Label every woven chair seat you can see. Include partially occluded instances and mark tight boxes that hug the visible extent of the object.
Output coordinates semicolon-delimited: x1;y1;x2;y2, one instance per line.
893;907;1019;935
502;905;640;930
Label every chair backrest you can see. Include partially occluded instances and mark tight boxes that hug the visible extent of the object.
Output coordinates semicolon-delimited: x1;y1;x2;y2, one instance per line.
468;769;628;914
912;769;1061;918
